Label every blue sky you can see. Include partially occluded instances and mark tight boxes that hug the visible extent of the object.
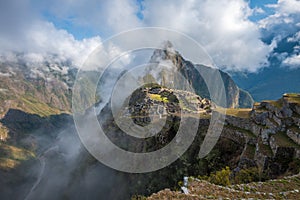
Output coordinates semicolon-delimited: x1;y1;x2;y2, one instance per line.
249;0;277;21
41;12;96;40
249;0;277;8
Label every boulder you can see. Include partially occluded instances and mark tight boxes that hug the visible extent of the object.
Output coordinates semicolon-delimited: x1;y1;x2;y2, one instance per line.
252;111;268;125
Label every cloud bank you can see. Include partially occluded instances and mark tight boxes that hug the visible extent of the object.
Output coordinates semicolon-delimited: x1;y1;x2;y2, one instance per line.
0;1;102;67
260;0;300;68
0;0;299;71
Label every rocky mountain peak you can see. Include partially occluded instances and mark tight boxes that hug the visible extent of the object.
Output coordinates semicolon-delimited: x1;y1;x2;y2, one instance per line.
147;43;254;108
150;40;178;64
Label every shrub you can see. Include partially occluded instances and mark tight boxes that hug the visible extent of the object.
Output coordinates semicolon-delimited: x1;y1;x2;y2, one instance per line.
208;166;231;186
233;167;260;184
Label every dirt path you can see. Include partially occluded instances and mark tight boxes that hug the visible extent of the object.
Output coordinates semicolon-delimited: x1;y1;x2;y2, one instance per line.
24;146;58;200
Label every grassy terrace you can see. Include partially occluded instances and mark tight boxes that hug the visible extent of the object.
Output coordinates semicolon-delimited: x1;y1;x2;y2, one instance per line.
214;107;252;118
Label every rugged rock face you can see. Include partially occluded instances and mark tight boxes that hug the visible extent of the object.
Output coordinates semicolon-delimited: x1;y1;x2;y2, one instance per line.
147;42;254;108
225;93;300;177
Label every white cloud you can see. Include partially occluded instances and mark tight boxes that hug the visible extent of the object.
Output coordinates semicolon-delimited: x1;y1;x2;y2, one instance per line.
287;31;300;42
35;0;142;35
253;7;265;15
27;21;103;67
0;0;105;68
141;0;270;72
0;0;142;69
0;20;102;68
283;54;300;68
283;30;300;68
260;0;300;33
1;0;294;72
272;0;300;15
260;0;300;69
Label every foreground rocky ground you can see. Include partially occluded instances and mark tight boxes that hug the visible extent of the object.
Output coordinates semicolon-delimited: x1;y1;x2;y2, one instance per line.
147;173;300;199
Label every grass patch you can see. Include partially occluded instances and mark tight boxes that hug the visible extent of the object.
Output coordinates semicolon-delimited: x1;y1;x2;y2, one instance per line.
0;158;20;170
215;107;251;118
0;144;35;160
283;93;300;104
284;93;300;97
255;108;269;113
226;108;252;118
199;112;212;119
148;94;169;103
286;97;300;104
263;100;283;108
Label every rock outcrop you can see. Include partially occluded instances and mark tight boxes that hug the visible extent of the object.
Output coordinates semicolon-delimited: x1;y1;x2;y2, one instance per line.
225;93;300;176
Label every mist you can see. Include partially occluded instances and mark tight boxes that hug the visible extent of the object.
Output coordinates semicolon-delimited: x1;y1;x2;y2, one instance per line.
0;108;135;200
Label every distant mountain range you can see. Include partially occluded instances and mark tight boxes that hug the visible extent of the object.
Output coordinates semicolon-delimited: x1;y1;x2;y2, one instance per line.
232;66;300;102
231;31;300;102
